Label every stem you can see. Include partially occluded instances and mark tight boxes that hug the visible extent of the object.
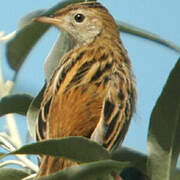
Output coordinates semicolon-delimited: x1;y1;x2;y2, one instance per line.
15;155;39;172
6;114;22;148
0;134;39;172
0;160;26;168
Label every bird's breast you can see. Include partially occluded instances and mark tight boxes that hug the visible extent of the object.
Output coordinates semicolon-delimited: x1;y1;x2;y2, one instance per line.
47;83;105;139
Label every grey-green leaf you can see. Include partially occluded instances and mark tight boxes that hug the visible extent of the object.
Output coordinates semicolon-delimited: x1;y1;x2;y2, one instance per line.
111;146;180;179
0;94;33;116
44;32;75;82
147;58;180;180
6;0;96;72
0;168;29;180
120;167;149;180
117;21;180;53
111;146;147;174
6;21;49;71
11;137;110;163
18;9;46;29
37;160;128;180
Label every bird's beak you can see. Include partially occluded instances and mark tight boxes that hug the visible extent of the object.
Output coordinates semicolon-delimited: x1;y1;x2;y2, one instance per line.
36;15;62;25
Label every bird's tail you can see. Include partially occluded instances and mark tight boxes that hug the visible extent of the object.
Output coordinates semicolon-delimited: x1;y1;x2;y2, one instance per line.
36;156;77;177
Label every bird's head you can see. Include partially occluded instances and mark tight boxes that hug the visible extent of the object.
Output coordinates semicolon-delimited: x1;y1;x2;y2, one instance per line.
36;2;119;45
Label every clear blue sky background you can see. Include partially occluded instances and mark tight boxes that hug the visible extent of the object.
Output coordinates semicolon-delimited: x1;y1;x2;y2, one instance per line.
0;0;179;159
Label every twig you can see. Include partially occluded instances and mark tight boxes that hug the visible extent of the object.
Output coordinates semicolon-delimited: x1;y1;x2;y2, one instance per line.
0;31;16;42
0;160;26;168
6;114;23;148
0;135;39;172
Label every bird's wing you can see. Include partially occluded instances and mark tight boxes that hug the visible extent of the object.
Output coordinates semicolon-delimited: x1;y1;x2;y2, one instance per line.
36;79;55;141
90;72;136;151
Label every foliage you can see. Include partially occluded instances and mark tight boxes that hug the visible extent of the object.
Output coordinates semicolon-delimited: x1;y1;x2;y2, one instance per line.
0;0;180;179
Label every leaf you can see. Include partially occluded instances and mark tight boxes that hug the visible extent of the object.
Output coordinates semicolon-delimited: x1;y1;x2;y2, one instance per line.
27;85;46;139
174;170;180;180
21;174;36;180
117;21;180;53
44;32;75;82
0;168;29;180
0;94;33;116
120;167;149;180
37;160;128;180
111;146;180;180
111;146;147;173
6;21;49;71
18;10;46;29
147;58;180;180
6;0;96;72
10;137;110;163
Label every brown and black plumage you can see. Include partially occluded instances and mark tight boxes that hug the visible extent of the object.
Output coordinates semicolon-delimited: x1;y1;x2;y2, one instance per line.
35;1;136;177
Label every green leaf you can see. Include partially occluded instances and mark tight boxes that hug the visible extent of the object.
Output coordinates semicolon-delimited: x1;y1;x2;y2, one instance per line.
0;168;29;180
120;167;148;180
44;32;75;82
117;21;180;53
7;21;49;71
27;85;46;139
11;137;110;163
111;146;180;179
6;0;96;72
20;174;36;180
0;94;33;116
111;146;147;173
18;10;46;29
37;160;128;180
174;170;180;180
147;58;180;180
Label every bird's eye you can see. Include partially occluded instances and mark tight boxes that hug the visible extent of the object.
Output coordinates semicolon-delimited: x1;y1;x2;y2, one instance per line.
74;13;85;23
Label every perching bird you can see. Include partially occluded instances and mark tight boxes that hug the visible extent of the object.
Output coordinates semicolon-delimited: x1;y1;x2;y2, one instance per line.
36;1;136;177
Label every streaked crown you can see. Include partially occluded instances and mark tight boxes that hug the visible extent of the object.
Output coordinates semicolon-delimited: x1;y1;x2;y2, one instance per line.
37;2;119;45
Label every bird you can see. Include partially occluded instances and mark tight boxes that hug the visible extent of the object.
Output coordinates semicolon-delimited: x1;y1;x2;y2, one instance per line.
35;1;136;177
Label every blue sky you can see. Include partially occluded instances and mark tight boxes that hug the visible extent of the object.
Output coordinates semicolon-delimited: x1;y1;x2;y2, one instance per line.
0;0;179;156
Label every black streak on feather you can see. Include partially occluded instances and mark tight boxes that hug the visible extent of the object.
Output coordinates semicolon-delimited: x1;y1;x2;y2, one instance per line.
103;76;110;86
90;63;112;82
37;112;46;140
103;99;115;122
95;82;101;87
118;89;125;101
99;53;108;61
90;68;102;82
43;98;52;119
56;51;86;90
125;102;129;117
70;60;94;84
104;111;120;140
56;67;66;89
113;118;129;150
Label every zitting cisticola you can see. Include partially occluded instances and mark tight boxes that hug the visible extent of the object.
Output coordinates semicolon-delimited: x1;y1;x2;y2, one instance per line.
36;1;136;177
